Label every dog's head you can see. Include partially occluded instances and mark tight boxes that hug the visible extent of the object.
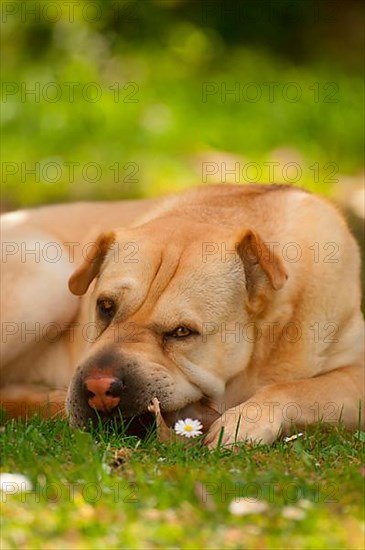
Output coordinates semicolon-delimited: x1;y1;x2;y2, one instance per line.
66;216;287;435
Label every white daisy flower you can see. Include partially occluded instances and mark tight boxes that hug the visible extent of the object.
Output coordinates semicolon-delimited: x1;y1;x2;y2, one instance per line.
174;418;203;438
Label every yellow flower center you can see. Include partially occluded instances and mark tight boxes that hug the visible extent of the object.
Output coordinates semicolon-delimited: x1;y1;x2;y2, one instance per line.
184;425;193;431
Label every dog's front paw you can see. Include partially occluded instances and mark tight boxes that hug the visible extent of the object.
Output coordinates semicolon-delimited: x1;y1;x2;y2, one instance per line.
204;404;282;449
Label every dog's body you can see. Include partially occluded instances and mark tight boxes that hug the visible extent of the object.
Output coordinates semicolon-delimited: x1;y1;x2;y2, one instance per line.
1;184;364;446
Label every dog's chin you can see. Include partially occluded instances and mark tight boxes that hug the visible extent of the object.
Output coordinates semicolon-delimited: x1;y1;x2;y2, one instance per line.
96;408;174;439
89;409;156;438
120;411;157;439
93;398;221;439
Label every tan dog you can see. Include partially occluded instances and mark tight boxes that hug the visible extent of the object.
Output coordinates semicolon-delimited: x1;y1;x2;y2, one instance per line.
1;184;364;447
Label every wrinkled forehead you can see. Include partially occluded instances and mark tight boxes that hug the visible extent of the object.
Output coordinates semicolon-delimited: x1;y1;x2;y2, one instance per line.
95;226;244;318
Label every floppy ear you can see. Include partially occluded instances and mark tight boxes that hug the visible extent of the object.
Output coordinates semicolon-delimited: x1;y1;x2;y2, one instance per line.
236;229;288;311
68;232;115;296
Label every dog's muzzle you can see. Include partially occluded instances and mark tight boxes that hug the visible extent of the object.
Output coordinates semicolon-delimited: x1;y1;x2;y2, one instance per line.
66;347;176;433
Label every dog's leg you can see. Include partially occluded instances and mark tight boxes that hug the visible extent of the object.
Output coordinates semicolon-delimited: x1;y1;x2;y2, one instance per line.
205;364;364;448
0;385;67;420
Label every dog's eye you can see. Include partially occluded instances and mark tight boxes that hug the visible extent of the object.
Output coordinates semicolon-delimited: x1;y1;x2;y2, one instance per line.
166;326;194;339
97;298;116;320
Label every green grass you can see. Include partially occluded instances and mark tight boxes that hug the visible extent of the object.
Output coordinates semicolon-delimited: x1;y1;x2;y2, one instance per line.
1;418;364;549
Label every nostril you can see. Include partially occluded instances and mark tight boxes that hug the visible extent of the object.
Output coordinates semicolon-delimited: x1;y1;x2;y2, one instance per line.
86;389;96;400
108;379;124;397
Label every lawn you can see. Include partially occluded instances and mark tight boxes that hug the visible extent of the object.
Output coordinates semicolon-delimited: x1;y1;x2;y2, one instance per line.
1;418;364;549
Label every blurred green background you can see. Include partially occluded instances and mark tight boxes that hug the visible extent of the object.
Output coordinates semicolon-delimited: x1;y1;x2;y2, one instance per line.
1;0;364;209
